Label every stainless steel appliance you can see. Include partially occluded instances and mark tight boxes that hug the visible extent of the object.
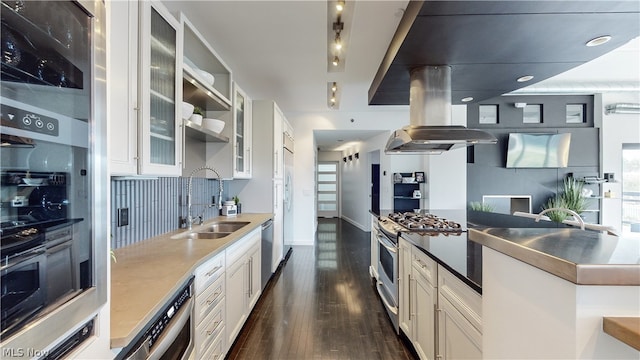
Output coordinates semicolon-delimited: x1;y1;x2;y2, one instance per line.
0;227;46;337
120;278;194;360
0;0;107;355
375;211;465;333
261;219;274;290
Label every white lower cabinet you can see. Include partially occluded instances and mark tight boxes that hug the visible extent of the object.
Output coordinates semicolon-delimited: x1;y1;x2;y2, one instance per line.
399;238;437;360
191;225;263;359
437;264;482;360
225;228;261;350
193;252;226;359
399;238;481;360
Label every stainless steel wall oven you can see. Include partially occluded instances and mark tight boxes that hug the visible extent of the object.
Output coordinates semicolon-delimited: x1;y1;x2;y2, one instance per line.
0;0;107;355
373;220;399;333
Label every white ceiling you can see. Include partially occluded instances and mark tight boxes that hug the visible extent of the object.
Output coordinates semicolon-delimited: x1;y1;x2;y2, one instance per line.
163;1;640;151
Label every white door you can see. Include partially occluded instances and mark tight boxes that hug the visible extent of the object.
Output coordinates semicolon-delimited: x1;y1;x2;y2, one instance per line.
317;161;339;218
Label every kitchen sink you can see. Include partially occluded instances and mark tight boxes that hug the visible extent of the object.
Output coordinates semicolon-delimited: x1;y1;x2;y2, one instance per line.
171;221;250;240
185;232;232;240
202;221;250;233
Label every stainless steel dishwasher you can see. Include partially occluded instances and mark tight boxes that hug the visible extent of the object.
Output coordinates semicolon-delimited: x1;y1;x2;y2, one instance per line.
261;219;274;290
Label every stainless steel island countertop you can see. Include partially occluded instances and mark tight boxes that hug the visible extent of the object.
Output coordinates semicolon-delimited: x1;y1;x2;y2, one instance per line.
469;227;640;285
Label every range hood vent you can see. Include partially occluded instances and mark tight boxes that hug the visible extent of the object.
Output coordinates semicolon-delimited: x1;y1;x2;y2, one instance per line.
385;66;497;154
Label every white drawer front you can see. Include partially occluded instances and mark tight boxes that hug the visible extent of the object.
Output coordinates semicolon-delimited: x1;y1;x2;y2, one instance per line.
194;252;225;293
195;299;225;357
195;275;225;325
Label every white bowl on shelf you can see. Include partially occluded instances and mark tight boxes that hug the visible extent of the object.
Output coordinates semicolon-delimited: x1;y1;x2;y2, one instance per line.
189;113;203;126
197;70;215;86
202;118;225;133
182;102;194;120
23;178;45;186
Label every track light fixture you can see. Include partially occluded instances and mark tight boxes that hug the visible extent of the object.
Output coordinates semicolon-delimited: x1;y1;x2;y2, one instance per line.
332;55;340;67
336;0;345;13
334;33;342;50
328;82;338;109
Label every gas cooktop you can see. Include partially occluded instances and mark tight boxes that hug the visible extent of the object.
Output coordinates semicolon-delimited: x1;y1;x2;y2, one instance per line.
378;211;466;241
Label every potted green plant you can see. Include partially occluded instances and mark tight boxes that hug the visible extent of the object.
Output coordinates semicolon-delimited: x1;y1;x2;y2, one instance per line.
469;201;494;212
541;177;590;223
233;195;241;214
190;106;204;126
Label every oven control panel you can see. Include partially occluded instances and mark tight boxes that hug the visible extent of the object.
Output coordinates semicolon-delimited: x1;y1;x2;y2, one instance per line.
1;103;59;137
147;278;192;349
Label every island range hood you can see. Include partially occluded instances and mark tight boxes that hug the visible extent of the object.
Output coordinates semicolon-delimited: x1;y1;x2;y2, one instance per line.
385;66;497;154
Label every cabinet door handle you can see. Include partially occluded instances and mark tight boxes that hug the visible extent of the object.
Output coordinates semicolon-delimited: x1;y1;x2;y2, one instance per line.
408;274;412;320
274;150;279;176
206;265;223;277
246;148;251;172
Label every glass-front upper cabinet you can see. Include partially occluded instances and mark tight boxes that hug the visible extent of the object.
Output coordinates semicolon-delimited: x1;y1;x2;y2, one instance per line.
138;1;182;176
233;84;252;178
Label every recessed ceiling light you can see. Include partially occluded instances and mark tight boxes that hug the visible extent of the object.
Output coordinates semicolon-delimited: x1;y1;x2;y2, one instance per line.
461;97;474;102
517;75;534;83
586;35;612;47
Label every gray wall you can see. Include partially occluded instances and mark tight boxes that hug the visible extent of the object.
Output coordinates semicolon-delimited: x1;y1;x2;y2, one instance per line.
466;95;601;222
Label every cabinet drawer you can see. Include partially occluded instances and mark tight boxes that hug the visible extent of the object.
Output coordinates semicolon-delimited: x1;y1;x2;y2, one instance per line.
201;329;225;360
437;264;482;333
195;299;225;357
412;247;437;287
226;227;260;265
195;275;225;324
194;252;225;293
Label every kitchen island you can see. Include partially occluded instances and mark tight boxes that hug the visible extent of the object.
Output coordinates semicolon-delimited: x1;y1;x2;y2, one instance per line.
470;227;640;359
110;213;272;352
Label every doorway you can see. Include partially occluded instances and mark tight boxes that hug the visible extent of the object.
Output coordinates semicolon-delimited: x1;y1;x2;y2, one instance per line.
371;164;380;214
317;161;340;217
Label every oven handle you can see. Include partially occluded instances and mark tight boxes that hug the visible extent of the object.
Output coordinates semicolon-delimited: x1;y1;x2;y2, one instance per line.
376;233;397;254
376;281;398;315
0;246;46;271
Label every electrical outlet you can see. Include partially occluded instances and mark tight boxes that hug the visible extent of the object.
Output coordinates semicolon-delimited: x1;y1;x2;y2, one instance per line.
118;208;129;227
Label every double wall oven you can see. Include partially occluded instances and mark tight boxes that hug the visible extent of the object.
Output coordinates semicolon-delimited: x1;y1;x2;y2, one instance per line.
1;0;107;356
374;211;464;333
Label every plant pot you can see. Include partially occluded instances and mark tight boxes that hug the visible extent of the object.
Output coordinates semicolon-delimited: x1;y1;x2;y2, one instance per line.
189;113;203;126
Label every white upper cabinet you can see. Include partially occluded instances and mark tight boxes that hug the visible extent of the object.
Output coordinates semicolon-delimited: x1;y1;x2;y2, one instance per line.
109;1;139;175
179;13;238;179
139;1;182;175
109;0;182;176
233;84;252;179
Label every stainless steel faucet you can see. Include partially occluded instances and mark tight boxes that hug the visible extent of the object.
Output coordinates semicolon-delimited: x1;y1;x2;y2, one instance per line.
186;166;223;230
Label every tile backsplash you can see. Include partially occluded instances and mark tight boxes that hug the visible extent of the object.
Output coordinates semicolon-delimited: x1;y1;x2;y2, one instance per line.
110;177;226;249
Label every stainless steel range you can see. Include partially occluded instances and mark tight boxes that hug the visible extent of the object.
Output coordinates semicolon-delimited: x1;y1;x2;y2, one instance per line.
374;211;465;333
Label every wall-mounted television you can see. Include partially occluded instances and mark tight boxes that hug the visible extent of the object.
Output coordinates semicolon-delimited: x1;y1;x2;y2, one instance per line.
506;133;571;168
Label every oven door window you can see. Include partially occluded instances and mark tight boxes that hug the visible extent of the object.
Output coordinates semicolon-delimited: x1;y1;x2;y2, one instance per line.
1;253;45;332
379;244;395;281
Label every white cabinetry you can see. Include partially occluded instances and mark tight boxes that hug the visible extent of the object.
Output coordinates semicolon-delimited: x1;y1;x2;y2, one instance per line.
225;228;261;351
399;238;437;360
179;14;235;178
232;84;252;178
240;100;286;271
109;0;182;176
193;252;226;359
437;264;482;360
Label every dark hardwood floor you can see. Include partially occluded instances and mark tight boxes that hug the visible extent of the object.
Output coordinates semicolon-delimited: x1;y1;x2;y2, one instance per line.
226;218;415;360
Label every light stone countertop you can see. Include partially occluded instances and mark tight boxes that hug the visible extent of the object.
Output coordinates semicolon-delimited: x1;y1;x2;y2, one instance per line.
110;213;273;349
